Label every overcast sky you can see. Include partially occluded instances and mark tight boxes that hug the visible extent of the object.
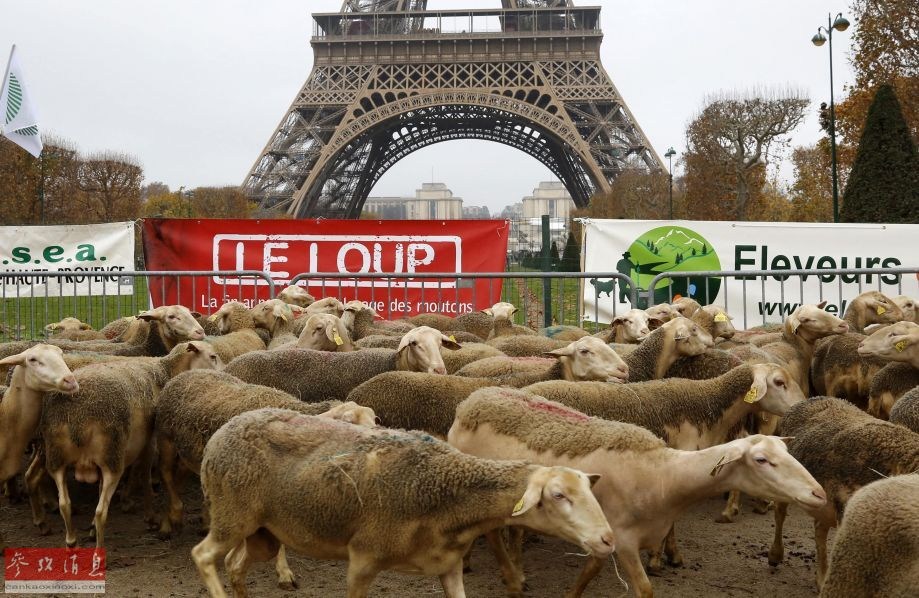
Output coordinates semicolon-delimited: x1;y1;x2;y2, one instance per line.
1;1;856;213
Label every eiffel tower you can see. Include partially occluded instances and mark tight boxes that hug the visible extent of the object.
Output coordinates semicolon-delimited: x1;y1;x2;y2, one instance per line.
243;0;663;218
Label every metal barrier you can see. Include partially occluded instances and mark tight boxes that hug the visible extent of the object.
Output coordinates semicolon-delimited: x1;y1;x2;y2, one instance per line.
286;271;637;331
645;267;919;330
0;271;275;341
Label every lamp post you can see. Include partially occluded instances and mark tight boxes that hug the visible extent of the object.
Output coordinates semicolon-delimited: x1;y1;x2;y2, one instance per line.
664;147;676;219
812;12;849;223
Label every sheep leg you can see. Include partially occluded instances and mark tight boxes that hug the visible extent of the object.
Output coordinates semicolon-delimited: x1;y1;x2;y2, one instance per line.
751;498;773;515
344;551;381;598
663;524;683;567
814;518;832;590
767;502;789;566
462;544;472;573
438;560;467;598
92;467;124;548
192;531;239;598
485;529;524;597
507;527;525;572
647;545;664;572
157;438;184;539
50;468;77;547
25;453;51;535
225;529;280;598
716;490;741;523
564;555;609;598
275;545;298;591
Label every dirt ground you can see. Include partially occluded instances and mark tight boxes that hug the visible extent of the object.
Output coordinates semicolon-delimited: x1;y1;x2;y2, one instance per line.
1;482;826;598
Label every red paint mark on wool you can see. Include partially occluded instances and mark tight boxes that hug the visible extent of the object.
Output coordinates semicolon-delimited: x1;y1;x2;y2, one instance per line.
525;398;590;422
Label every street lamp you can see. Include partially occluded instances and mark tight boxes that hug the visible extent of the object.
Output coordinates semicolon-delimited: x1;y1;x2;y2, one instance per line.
812;12;850;223
664;147;676;219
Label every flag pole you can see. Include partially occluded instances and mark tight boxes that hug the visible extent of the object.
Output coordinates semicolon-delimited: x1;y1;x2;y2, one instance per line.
38;150;45;223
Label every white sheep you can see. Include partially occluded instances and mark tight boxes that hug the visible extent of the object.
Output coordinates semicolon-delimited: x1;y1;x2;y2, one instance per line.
191;407;614;598
448;387;826;597
296;313;354;351
276;284;315;308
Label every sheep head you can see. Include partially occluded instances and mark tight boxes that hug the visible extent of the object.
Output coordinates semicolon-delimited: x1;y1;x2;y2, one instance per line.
544;336;629;383
138;305;205;341
0;344;78;394
396;326;460;374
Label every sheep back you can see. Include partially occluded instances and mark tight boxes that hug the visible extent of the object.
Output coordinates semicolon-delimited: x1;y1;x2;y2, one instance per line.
665;349;742;380
889;387;919;433
442;343;504;374
486;335;567;357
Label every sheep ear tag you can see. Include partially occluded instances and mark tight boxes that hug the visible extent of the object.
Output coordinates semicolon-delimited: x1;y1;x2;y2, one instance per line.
714;313;728;323
207;313;219;322
333;333;344;346
743;386;759;404
895;340;908;352
876;306;886;316
449;335;457;343
512;497;525;515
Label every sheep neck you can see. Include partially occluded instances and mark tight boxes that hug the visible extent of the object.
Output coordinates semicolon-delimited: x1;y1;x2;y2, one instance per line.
668;367;757;448
691;310;715;338
0;367;45;479
781;321;816;362
624;330;665;382
843;302;869;333
655;444;753;510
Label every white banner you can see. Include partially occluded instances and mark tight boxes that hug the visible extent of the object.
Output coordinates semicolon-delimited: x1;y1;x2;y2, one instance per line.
0;222;135;296
581;219;919;327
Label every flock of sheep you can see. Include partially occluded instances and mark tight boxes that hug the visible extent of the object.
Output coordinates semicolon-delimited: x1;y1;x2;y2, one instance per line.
0;283;917;598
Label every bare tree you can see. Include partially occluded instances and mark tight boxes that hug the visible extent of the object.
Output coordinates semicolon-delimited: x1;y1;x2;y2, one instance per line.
685;89;809;220
77;152;144;222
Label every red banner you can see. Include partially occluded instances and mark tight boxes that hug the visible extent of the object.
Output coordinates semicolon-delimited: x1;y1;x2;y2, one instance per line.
142;218;509;319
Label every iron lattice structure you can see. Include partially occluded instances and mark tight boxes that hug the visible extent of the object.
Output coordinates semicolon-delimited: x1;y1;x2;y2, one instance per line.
244;0;663;218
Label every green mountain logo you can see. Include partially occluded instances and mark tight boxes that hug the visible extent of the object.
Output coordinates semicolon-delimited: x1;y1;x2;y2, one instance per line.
614;225;722;307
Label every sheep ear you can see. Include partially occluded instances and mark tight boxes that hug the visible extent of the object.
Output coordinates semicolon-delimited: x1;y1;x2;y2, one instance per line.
80;323;93;330
441;334;462;350
273;304;291;323
610;316;625;326
190;311;204;319
709;447;744;477
891;334;912;352
186;343;201;354
137;309;161;322
746;372;768;404
648;317;664;331
0;353;26;366
44;323;59;331
511;306;519;315
544;344;575;359
482;308;494;316
672;323;690;341
816;300;828;310
787;314;801;335
511;477;544;517
586;474;601;487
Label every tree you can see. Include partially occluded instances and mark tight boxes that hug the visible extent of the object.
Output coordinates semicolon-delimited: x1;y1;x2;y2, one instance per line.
575;169;671;220
76;152;144;222
683;90;809;220
789;143;834;222
840;85;919;223
560;232;580;272
142;181;170;199
548;241;560;269
833;0;918;178
190;186;255;218
143;191;195;218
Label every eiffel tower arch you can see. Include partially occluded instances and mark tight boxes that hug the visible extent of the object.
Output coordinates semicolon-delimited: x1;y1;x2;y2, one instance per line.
243;1;663;218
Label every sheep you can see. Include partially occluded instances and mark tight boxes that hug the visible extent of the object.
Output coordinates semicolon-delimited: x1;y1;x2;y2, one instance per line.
486;334;567;356
539;325;589;342
858;321;919;418
448;387;825;598
665;348;743;380
768;397;919;589
456;336;628;385
44;317;107;341
296;313;354;351
731;302;848;395
590;309;655;344
99;315;137;340
29;341;223;547
622;316;713;381
0;345;79;548
155;370;374;591
250;299;302;349
889;386;919;432
819;474;919;597
276;284;315;308
192;302;267;361
225;326;462;402
645;303;677;323
191;407;614;598
671;296;701;318
410;310;495;341
339;300;413;340
441;342;505;374
485;302;537;339
893;295;918;324
692;305;736;340
114;305;207;357
354;334;402;349
810;291;904;401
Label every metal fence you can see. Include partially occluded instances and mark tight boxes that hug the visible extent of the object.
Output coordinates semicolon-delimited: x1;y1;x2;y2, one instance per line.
1;266;916;341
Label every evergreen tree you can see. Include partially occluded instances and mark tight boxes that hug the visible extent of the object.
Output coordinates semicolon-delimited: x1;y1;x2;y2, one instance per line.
548;241;561;270
841;84;919;223
560;232;581;272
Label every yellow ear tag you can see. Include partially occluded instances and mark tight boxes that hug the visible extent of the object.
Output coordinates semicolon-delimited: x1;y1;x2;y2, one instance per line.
512;498;525;515
876;306;886;316
744;387;759;404
895;340;907;352
714;313;728;322
333;333;344;346
207;314;219;322
449;335;457;343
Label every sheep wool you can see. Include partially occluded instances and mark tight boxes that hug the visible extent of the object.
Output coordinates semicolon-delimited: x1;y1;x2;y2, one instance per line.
486;335;567;357
889;386;919;433
665;349;742;380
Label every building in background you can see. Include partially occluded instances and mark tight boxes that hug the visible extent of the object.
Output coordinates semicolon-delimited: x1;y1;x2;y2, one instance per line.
507;181;576;256
363;183;463;219
462;205;490;219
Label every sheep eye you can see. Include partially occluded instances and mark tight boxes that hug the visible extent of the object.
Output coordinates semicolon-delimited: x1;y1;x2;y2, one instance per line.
579;349;590;355
551;491;565;501
754;457;769;465
210;355;217;361
411;340;418;346
775;380;785;387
